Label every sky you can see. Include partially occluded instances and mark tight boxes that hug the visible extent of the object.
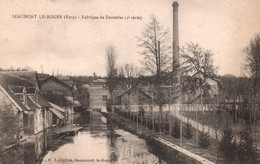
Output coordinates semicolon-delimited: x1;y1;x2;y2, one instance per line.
0;0;259;76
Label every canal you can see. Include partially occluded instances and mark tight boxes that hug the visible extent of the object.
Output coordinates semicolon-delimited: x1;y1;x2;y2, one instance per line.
0;111;167;164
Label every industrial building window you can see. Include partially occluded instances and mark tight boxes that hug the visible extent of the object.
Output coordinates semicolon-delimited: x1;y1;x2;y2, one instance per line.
102;95;108;101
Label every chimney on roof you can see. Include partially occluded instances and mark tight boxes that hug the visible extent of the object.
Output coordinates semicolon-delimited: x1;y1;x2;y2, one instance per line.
23;87;27;106
35;86;40;105
73;82;77;91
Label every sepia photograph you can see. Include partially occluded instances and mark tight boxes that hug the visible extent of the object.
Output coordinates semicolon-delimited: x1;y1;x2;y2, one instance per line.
0;0;260;163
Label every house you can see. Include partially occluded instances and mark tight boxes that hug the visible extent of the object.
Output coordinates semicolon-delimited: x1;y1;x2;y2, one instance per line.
0;84;27;147
89;79;109;109
182;71;220;104
39;75;79;124
3;72;72;127
40;75;80;109
115;87;153;106
0;73;55;135
0;73;70;137
39;76;73;106
0;73;33;146
77;84;90;109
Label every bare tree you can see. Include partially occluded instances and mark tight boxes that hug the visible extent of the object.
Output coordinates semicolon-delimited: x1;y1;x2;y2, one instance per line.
244;34;260;96
124;63;139;78
244;34;260;138
137;15;179;134
180;42;218;77
180;42;219;146
180;43;219;104
137;15;172;75
105;44;118;104
118;63;139;78
106;45;117;79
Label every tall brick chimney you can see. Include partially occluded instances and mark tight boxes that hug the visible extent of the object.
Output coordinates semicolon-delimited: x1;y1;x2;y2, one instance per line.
172;1;179;68
172;1;181;104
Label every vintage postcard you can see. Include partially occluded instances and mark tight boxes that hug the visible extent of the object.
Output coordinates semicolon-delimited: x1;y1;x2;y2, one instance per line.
0;0;260;164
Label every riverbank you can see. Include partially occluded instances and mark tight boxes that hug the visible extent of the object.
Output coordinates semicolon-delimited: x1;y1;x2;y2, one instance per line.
108;112;216;164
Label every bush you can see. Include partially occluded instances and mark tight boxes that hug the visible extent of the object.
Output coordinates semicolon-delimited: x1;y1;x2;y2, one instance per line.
162;122;169;134
154;119;160;132
171;120;180;138
147;119;153;130
184;123;193;139
237;129;258;163
218;125;236;162
198;131;210;149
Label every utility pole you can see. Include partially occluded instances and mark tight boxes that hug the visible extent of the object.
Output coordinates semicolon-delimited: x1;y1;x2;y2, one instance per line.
180;104;183;146
40;65;43;74
158;41;162;136
196;104;198;148
169;84;172;136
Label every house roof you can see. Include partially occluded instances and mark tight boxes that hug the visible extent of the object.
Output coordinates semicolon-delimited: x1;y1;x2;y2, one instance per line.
49;108;65;119
191;71;219;82
62;80;74;87
1;71;50;88
48;102;66;113
183;71;221;86
117;86;153;99
40;76;72;90
9;86;35;94
27;96;40;110
0;73;56;111
29;94;52;108
91;78;107;86
0;84;29;112
0;73;35;88
65;96;81;107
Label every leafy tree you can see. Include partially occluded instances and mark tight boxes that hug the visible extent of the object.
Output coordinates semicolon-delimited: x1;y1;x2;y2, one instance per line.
198;131;210;149
218;125;237;162
184;123;193;139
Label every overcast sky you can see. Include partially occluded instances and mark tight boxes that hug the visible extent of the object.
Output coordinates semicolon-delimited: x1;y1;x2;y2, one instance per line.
0;0;259;76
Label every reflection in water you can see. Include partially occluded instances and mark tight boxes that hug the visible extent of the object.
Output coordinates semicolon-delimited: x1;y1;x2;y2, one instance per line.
42;130;161;164
111;130;160;163
42;110;163;163
0;131;75;164
0;112;165;164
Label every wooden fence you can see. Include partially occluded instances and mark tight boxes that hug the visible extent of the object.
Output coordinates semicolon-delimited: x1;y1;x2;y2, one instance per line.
112;104;222;139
